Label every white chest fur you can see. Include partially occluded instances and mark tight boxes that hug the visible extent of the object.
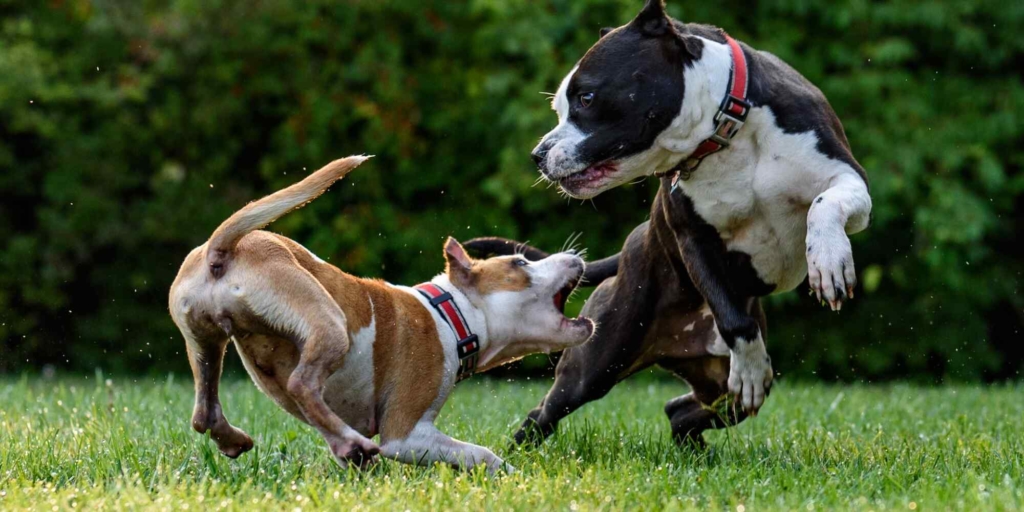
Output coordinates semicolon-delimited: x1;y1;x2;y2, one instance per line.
677;106;859;292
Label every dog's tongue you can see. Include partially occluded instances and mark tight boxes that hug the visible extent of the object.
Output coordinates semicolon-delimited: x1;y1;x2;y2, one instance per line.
553;291;564;312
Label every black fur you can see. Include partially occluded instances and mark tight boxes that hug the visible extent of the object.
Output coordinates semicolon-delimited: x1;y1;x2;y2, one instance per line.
532;4;695;171
501;1;867;447
502;184;767;448
535;3;868;188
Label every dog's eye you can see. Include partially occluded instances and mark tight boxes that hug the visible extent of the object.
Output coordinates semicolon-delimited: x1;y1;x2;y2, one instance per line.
514;258;529;267
578;92;594;108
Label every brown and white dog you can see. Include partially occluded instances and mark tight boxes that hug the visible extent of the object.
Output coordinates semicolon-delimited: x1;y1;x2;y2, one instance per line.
168;156;594;472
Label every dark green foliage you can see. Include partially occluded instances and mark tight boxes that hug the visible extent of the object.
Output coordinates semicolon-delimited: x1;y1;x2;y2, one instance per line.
0;0;1021;380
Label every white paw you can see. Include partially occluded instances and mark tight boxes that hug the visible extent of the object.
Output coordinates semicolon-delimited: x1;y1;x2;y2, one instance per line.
806;227;857;311
727;334;773;415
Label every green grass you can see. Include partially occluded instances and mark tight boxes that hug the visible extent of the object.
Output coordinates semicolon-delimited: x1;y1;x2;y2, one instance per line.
1;375;1022;511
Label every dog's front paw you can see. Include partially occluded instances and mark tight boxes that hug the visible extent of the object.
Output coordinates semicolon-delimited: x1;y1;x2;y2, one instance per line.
495;461;518;475
806;227;856;311
727;335;773;415
329;434;381;469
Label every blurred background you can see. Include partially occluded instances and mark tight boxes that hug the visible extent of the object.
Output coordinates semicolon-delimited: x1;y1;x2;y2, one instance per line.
0;0;1021;382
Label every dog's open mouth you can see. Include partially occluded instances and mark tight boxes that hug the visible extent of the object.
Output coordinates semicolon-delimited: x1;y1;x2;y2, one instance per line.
552;273;592;330
552;279;576;313
558;161;618;192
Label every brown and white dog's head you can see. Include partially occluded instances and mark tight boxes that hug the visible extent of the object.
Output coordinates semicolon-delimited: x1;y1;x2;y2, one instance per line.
442;237;595;371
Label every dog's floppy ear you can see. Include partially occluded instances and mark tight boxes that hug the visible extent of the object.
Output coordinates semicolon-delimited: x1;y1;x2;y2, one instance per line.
444;237;474;285
631;0;673;37
599;26;615;39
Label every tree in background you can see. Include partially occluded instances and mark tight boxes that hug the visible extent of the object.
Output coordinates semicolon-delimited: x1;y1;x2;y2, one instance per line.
0;0;1021;380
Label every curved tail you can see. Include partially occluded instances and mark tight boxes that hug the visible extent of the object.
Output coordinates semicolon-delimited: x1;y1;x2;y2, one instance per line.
206;155;370;277
463;236;620;286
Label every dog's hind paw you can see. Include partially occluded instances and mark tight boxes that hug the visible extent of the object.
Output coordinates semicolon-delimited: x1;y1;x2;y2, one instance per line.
216;432;254;459
330;434;381;469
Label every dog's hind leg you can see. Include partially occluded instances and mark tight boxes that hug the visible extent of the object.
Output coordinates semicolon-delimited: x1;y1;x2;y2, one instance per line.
663;300;767;447
169;249;254;458
243;260;380;468
663;358;746;448
181;329;255;458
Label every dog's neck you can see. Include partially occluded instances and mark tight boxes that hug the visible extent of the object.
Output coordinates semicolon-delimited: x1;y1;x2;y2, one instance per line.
653;36;736;173
424;273;493;361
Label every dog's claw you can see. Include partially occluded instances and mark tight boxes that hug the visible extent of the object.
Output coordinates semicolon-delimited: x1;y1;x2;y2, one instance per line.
806;227;857;311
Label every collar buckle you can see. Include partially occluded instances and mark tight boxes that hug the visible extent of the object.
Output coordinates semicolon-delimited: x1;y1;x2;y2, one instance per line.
710;95;751;146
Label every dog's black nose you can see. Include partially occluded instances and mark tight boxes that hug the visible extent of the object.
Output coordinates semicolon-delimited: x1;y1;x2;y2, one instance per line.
531;148;547;168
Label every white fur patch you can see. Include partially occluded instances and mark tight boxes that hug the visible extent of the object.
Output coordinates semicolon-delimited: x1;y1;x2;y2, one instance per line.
679;104;867;292
380;420;509;473
322;301;376;435
537;66;588;179
701;304;731;357
297;242;327;264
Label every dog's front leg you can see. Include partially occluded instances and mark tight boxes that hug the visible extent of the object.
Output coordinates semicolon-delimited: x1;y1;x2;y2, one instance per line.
806;173;872;311
184;332;254;458
661;188;772;415
381;422;512;474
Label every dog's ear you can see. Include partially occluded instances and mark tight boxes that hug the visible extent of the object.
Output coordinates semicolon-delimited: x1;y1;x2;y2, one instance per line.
678;34;703;60
444;237;474;285
630;0;701;59
599;26;615;39
631;0;673;38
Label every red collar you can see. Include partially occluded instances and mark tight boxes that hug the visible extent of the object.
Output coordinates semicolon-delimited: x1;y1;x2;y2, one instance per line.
659;34;750;185
414;283;480;381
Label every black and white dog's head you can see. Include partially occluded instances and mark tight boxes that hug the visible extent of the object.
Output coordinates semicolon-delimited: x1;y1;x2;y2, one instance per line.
532;0;703;199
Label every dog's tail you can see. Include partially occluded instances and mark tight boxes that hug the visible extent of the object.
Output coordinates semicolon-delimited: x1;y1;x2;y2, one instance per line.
463;236;620;285
206;155;370;277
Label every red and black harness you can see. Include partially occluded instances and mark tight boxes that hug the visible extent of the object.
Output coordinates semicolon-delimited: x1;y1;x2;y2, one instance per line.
414;283;480;382
656;34;750;188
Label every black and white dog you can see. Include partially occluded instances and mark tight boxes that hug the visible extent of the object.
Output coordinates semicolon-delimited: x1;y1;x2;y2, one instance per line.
466;0;871;446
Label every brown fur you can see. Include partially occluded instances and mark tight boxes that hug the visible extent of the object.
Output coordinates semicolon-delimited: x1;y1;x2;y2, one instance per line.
208;232;445;442
171;157;588;471
471;257;532;294
171;157;386;465
445;241;532;295
371;287;445;442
